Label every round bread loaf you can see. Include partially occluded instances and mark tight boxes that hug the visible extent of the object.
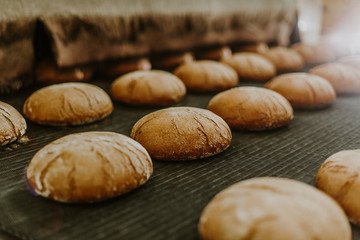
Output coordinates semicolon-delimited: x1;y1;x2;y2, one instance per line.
100;58;152;77
199;177;351;240
196;46;232;60
26;131;153;203
309;62;360;94
317;150;360;225
130;107;231;160
221;53;276;82
207;87;293;130
0;101;27;146
174;60;238;92
338;55;360;69
151;52;194;69
291;43;335;65
234;42;269;54
23;82;113;126
110;70;186;105
261;46;304;72
264;73;336;108
36;60;93;84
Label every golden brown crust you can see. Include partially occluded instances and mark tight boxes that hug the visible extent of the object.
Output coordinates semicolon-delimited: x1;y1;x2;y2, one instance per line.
174;60;238;92
199;177;351;240
261;46;304;72
291;43;335;65
36;60;93;84
110;70;186;106
233;42;269;54
309;62;360;94
100;58;152;76
265;73;336;108
26;131;153;203
317;150;360;225
196;46;232;61
151;52;194;69
207;87;293;131
338;55;360;69
221;53;276;81
130;107;231;161
23;82;113;126
0;101;27;146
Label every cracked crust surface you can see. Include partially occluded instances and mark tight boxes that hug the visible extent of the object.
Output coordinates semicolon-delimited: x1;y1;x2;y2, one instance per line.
221;53;275;82
26;131;153;203
207;87;293;131
199;177;351;240
338;55;360;69
291;43;335;65
110;70;186;106
23;82;113;126
0;101;27;146
310;62;360;94
317;150;360;225
130;107;231;160
151;52;195;69
174;60;238;92
196;46;232;61
261;46;304;72
265;73;336;108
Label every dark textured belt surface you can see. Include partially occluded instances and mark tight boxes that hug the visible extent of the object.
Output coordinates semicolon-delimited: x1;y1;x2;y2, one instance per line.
0;80;359;240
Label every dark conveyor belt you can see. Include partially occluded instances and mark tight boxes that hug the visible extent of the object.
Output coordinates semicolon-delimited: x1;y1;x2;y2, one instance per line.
0;79;360;240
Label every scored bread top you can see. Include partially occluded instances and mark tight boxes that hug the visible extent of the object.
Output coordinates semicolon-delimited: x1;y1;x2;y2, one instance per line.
317;150;360;225
221;52;276;81
26;131;153;203
0;101;27;146
174;60;238;92
265;72;336;108
23;82;113;126
291;43;335;65
310;62;360;94
110;70;186;106
130;106;232;160
261;46;304;72
207;87;293;130
199;177;351;240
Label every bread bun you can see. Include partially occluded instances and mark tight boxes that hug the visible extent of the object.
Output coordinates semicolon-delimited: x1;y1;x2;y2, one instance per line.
23;82;113;126
130;107;231;160
309;62;360;94
36;60;92;84
0;101;26;146
151;52;194;69
261;46;304;72
221;53;276;81
338;55;360;69
199;177;351;240
26;131;153;203
207;87;293;130
110;70;186;106
100;58;152;76
317;150;360;225
196;46;232;60
233;42;269;54
265;73;336;108
174;60;238;92
291;43;335;65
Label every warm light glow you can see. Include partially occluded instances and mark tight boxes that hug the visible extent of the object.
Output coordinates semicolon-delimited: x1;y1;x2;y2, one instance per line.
297;0;323;45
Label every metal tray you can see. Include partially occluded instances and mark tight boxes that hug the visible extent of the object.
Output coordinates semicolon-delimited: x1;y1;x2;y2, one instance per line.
1;79;360;240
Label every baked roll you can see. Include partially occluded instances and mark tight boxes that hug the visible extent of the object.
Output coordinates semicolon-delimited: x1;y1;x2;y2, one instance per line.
130;107;231;160
26;131;153;203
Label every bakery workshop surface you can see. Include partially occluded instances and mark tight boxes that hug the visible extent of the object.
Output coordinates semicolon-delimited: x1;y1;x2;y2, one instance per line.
0;78;360;240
